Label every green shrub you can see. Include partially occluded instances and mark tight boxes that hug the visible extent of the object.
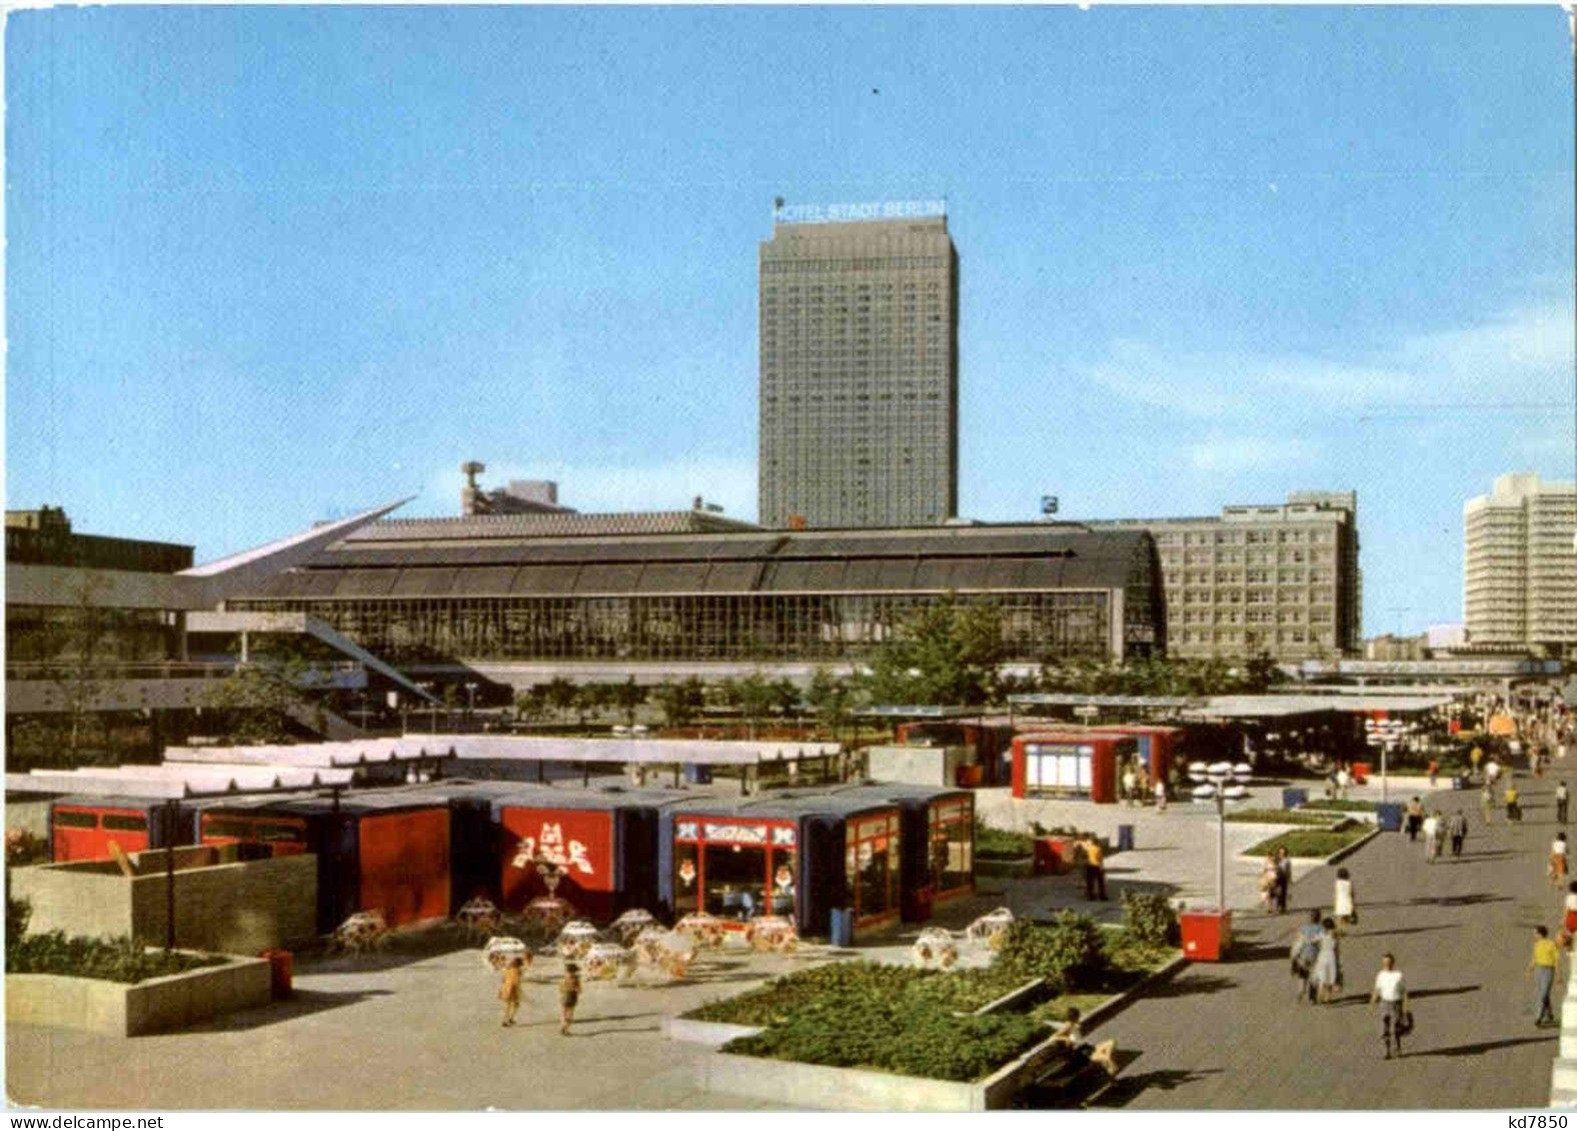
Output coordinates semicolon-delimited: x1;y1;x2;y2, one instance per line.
1245;825;1370;859
725;1005;1043;1082
1224;808;1341;826
997;912;1108;993
1121;891;1178;947
6;931;225;984
7;894;32;942
1299;799;1380;812
974;820;1035;860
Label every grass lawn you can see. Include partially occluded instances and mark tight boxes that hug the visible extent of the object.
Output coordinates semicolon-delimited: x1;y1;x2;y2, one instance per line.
1300;799;1381;812
1224;808;1343;826
1245;822;1370;858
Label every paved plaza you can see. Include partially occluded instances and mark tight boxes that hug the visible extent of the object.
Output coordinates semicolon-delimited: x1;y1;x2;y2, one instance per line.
7;771;1572;1110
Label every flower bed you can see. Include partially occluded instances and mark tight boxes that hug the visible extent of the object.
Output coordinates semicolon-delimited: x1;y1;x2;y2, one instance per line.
691;911;1177;1084
1245;822;1370;859
1299;799;1381;813
974;822;1037;861
1224;808;1343;826
5;899;226;984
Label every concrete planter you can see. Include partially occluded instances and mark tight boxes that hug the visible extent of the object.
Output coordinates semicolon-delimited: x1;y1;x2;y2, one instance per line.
696;956;1187;1110
6;953;270;1037
968;977;1046;1016
663;1016;765;1047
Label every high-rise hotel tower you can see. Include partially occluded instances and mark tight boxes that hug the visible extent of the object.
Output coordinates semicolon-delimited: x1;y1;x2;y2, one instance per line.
1464;472;1577;653
758;202;958;529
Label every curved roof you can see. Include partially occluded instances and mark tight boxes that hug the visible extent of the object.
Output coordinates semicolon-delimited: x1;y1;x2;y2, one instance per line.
241;525;1154;601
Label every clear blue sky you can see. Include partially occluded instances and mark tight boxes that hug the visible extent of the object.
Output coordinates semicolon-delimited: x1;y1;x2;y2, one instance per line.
7;6;1573;636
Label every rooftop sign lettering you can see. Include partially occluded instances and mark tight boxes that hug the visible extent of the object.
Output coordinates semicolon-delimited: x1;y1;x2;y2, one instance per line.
775;200;946;224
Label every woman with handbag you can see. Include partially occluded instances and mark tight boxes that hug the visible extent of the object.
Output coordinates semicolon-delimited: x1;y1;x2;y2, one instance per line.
1370;952;1410;1059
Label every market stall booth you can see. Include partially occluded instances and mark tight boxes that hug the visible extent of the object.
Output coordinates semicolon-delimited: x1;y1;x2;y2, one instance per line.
893;721;1016;786
1093;724;1182;789
487;784;689;922
49;796;191;862
824;783;975;919
661;792;906;941
1010;731;1138;803
195;792;452;931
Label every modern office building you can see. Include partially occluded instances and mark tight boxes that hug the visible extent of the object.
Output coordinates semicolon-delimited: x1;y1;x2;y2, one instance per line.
758;202;958;529
1464;472;1577;654
226;524;1165;688
1081;491;1362;662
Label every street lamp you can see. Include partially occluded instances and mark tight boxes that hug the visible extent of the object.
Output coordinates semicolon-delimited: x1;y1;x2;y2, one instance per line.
464;681;478;725
1189;759;1254;916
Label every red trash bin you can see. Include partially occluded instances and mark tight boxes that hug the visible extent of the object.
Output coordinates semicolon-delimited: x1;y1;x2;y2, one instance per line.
1351;762;1371;785
259;949;293;999
1179;910;1232;961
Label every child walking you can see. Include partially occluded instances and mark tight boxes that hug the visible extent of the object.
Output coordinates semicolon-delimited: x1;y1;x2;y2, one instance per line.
558;962;582;1036
499;955;524;1027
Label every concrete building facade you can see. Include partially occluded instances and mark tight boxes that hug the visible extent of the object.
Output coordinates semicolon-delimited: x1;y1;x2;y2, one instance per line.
758;206;958;529
1464;472;1577;653
1082;491;1362;662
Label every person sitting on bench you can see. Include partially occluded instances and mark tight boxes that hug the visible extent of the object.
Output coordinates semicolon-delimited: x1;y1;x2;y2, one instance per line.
1047;1008;1118;1076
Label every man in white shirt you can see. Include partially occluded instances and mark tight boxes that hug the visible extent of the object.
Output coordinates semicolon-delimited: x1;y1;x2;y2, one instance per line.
1371;953;1409;1060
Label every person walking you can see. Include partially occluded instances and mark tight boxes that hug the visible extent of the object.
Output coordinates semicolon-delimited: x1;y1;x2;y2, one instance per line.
1470;744;1483;780
1291;909;1324;1003
1427;759;1440;788
1259;854;1279;913
1371;953;1410;1060
1506;780;1523;823
1079;835;1108;901
558;962;582;1035
1563;882;1577;941
1558;780;1570;825
1487;757;1502;787
1405;798;1425;842
1311;916;1342;1004
1448;809;1468;858
1334;867;1357;926
1482;779;1496;825
1154;777;1168;812
1529;926;1564;1028
1552;833;1569;888
498;955;524;1027
1274;847;1293;915
1336;766;1351;801
1422;810;1441;861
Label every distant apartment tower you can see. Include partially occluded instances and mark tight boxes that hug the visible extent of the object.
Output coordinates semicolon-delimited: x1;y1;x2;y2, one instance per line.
758;202;958;529
1082;491;1362;661
1464;473;1577;653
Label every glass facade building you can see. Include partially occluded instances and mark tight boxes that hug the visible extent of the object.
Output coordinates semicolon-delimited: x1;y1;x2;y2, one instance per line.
229;525;1164;666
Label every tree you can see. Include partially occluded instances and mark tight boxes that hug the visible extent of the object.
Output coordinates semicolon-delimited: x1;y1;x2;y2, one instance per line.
652;677;705;728
610;677;646;727
737;672;775;739
543;677;578;719
805;666;858;739
863;597;1006;707
202;661;311;744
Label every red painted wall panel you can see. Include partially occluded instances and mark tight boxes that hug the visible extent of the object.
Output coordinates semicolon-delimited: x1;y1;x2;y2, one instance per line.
52;806;149;863
358;809;451;927
498;807;615;921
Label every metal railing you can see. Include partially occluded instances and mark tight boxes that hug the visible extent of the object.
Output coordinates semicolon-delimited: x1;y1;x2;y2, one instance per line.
5;659;362;683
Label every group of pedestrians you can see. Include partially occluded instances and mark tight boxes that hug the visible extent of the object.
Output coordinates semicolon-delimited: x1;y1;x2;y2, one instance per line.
1258;847;1292;914
497;958;582;1035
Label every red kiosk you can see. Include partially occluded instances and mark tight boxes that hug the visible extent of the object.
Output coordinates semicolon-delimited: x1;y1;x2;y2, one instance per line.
1010;732;1138;803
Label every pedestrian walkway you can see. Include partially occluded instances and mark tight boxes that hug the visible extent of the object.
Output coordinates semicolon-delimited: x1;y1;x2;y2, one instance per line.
1089;772;1572;1109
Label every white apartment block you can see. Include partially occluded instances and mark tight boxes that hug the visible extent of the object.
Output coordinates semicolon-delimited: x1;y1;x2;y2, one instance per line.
1464;472;1577;652
1084;491;1362;662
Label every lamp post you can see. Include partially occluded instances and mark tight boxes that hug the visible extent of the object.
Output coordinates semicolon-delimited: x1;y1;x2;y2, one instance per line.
464;681;479;728
1189;759;1253;915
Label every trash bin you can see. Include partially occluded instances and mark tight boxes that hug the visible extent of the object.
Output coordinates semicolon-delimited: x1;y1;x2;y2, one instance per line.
683;764;712;785
259;949;293;1000
955;764;984;788
829;908;853;948
1179;910;1232;961
1376;802;1403;832
1282;787;1309;810
1452;775;1467;791
1351;762;1371;785
1034;837;1064;875
1116;824;1135;852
